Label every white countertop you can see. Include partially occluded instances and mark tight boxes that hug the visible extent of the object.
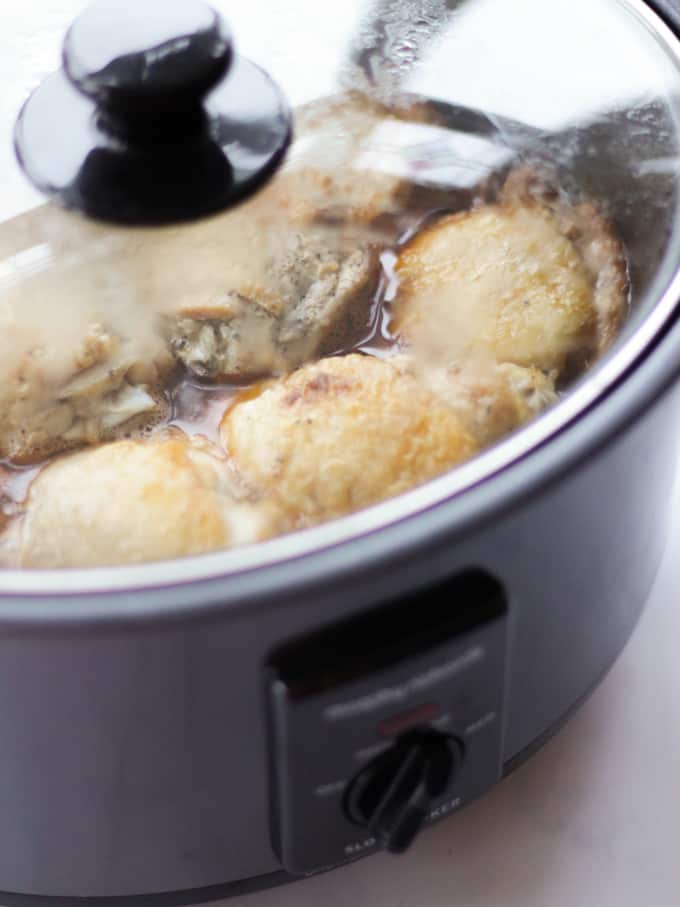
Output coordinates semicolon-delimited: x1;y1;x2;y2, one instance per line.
223;473;680;907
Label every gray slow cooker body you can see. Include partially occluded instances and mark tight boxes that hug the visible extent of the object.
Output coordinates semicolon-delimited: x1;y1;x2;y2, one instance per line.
2;0;680;903
0;299;679;905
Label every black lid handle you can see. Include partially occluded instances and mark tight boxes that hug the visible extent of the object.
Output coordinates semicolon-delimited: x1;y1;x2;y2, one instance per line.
63;0;233;118
14;0;292;225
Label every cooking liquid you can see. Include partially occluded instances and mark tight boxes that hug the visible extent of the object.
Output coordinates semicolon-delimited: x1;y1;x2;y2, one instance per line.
0;464;38;527
169;248;401;442
0;223;415;512
0;179;625;551
165;212;425;449
0;177;592;520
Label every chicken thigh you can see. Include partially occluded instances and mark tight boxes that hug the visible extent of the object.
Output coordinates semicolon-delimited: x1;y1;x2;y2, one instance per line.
394;169;628;375
220;354;479;526
4;434;281;568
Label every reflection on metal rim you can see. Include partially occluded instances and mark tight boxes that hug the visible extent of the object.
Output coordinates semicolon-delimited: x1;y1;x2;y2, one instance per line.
1;0;680;598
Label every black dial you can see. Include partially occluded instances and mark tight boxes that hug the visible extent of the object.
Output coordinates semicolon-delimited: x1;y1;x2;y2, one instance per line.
344;731;464;854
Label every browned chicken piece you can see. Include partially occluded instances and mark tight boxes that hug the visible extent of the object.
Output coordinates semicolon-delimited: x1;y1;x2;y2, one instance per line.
220;353;479;527
393;169;628;375
0;325;171;464
0;207;174;464
2;434;283;569
257;165;416;229
164;164;407;381
170;230;380;379
0;164;399;463
405;358;559;446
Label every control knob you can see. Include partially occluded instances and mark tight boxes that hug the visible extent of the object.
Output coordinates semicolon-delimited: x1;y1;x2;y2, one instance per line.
344;731;464;854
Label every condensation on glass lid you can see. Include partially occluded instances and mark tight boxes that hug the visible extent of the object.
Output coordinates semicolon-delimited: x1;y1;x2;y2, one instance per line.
340;0;680;129
0;156;631;568
0;0;678;572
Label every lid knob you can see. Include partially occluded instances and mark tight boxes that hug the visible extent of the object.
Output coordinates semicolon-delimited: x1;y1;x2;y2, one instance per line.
63;0;233;120
14;0;292;225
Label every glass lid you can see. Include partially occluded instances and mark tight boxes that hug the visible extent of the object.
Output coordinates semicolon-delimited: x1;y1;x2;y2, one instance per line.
1;0;680;587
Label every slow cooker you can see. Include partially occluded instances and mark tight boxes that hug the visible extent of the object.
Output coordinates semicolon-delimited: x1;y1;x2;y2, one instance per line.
2;0;680;903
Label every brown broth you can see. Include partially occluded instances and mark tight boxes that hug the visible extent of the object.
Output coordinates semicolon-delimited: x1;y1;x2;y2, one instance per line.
0;464;39;517
0;206;443;510
169;382;243;445
166;243;405;446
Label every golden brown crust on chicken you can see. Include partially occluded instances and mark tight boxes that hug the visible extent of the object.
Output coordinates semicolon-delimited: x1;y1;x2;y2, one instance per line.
162;161;402;382
0;162;400;463
500;168;629;356
402;358;558;447
0;207;176;464
393;169;628;375
259;166;414;231
220;354;479;526
3;434;283;568
0;143;629;569
0;325;172;465
170;236;381;379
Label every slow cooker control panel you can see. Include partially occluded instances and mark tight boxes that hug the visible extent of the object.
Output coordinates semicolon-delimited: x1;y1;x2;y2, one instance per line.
266;569;507;875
